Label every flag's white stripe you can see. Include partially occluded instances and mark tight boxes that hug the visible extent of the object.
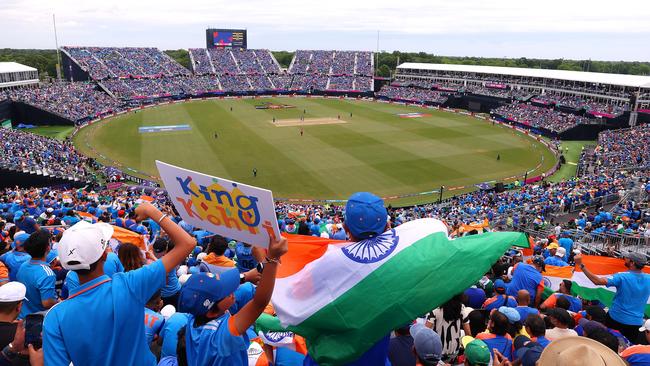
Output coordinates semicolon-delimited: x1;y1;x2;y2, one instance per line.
272;219;448;327
547;272;650;305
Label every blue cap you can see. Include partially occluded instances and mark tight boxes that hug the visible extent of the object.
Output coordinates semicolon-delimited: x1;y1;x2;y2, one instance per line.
498;306;521;324
344;192;387;239
13;233;30;248
410;323;442;363
13;211;24;221
134;225;148;235
494;279;506;290
178;270;240;316
193;246;202;255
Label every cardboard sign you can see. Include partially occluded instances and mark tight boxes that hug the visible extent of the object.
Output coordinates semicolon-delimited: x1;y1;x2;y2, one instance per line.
156;161;279;248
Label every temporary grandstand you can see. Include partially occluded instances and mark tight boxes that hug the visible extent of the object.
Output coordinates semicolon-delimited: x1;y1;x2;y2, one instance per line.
0;62;39;89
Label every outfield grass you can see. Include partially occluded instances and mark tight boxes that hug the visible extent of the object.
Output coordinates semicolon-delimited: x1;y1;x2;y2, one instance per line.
74;98;557;204
548;140;594;182
28;126;75;140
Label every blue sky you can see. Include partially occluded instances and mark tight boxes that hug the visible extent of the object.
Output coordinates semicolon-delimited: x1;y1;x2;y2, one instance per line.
1;0;649;61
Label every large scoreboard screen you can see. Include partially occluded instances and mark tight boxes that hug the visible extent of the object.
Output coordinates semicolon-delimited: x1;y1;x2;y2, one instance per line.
206;29;247;49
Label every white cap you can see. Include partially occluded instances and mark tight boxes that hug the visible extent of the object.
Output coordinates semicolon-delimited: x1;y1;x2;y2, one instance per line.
177;265;188;277
160;304;176;319
640;319;650;332
556;247;567;258
196;253;207;262
0;282;27;302
178;273;192;285
58;221;114;270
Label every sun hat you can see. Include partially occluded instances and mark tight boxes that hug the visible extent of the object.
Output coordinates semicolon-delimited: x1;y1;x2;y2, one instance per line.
538;336;626;366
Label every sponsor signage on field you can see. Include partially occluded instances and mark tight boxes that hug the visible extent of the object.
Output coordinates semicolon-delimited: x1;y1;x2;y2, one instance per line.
156;161;280;248
139;125;191;133
396;112;431;118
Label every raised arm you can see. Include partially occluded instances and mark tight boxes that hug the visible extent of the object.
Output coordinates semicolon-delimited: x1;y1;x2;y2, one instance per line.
232;236;288;334
134;203;196;273
574;254;608;286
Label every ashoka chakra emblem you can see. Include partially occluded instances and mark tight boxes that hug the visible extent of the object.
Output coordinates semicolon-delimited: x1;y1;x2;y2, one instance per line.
341;230;399;263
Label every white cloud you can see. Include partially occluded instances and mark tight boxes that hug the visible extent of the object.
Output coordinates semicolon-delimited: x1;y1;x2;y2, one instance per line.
0;0;648;60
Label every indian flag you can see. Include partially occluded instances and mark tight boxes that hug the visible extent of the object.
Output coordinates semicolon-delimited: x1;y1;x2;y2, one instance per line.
272;218;528;365
542;256;650;316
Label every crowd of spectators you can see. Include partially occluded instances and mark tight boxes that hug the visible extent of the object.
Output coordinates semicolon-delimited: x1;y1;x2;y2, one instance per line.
531;93;629;116
0;168;646;365
0;129;91;179
377;85;448;104
63;47;190;79
187;49;214;75
590;125;650;172
493;103;595;133
3;82;123;122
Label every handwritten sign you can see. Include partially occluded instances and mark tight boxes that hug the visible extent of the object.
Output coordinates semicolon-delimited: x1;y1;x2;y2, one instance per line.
156;161;279;248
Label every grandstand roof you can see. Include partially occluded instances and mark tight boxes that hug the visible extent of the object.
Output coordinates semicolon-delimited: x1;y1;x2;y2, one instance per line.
397;63;650;89
0;62;37;74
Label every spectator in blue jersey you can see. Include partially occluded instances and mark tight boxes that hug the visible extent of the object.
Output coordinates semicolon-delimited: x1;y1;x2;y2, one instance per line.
330;224;347;241
310;218;321;236
544;247;569;267
464;284;487;309
388;324;415;366
0;233;31;281
514;290;539;321
482;279;516;311
557;235;573;262
523;315;551;348
506;256;545;308
144;291;165;359
235;241;259;273
153;238;181;307
158;311;190;359
540;280;581;312
62;210;81;226
43;202;196;366
576;252;650;343
621;319;650;365
13;211;39;235
17;229;58;319
179;235;288;365
476;309;514;361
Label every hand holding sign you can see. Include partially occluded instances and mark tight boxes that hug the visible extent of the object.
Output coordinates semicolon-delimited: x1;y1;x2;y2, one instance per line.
156;161;280;248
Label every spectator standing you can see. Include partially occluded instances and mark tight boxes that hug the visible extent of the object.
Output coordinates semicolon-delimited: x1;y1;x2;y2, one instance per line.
506;256;545;307
482;279;516;311
576;252;650;343
16;230;57;319
43;203;196;366
0;233;31;281
426;294;471;362
514;290;539;321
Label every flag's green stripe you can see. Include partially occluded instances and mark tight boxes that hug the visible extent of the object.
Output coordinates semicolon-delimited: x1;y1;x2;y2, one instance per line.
287;231;528;365
572;282;650;318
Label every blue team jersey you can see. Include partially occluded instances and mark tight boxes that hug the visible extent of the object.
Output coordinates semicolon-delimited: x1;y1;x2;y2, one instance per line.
64;252;124;295
161;266;181;298
506;263;543;305
483;294;517;311
607;271;650;326
144;308;165;344
17;260;57;319
185;312;249;366
1;251;31;281
477;334;513;361
544;256;569;267
160;312;190;358
514;306;539;322
43;259;165;366
235;243;258;273
275;347;306;366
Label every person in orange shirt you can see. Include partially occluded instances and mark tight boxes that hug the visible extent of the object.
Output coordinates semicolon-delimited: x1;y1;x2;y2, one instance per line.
0;263;8;285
